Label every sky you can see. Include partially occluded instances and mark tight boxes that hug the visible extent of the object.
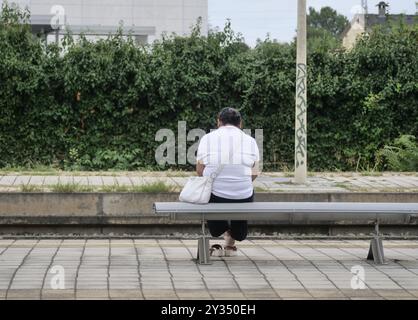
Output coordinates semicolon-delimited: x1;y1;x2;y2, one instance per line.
209;0;417;46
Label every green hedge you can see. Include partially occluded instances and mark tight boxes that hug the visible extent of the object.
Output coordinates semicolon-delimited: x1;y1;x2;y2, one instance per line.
0;5;417;171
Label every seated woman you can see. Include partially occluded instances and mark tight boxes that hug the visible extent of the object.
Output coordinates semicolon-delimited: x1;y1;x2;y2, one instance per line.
196;107;260;256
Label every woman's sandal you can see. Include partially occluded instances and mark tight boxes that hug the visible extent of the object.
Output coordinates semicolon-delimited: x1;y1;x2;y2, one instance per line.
224;245;238;257
209;244;224;257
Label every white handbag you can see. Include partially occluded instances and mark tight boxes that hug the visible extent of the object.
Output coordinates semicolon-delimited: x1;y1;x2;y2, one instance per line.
179;165;224;204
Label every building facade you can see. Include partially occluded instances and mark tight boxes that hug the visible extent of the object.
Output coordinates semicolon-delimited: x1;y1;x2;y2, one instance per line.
1;0;208;44
342;1;417;49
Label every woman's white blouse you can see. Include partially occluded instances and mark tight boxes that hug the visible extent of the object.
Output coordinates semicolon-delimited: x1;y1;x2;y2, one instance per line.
196;125;260;199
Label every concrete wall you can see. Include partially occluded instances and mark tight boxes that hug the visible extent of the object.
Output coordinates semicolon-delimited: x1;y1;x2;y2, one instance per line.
1;192;418;236
4;0;208;42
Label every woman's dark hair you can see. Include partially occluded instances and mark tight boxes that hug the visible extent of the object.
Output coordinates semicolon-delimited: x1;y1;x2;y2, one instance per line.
218;107;241;127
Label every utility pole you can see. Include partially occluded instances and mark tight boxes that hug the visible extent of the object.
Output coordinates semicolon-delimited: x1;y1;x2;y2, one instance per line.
294;0;307;184
362;0;368;14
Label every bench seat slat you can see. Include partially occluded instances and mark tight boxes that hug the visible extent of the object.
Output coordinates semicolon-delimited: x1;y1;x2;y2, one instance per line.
154;202;418;214
153;202;418;222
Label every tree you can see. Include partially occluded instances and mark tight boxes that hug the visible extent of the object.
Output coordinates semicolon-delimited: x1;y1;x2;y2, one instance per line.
307;6;349;37
306;7;349;52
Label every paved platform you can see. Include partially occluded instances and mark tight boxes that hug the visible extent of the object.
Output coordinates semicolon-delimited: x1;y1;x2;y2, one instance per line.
1;239;418;300
0;172;417;193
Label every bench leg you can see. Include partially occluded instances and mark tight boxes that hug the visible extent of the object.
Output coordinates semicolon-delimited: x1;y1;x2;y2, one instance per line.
367;222;385;265
197;236;211;265
196;220;211;265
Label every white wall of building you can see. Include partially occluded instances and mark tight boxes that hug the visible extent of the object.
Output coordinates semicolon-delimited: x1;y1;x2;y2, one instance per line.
2;0;208;42
342;14;366;50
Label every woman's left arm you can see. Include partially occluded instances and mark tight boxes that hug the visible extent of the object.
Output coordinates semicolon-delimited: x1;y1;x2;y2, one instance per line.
196;161;205;177
251;161;259;181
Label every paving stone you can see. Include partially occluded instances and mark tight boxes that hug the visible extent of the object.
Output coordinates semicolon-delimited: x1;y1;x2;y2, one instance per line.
375;289;415;299
27;176;44;186
142;289;178;299
76;297;110;300
350;297;384;300
72;176;89;185
87;176;103;186
170;177;188;187
242;289;278;299
275;289;312;298
76;289;109;299
58;176;74;184
14;176;32;186
6;289;41;299
2;172;416;192
209;290;246;299
307;289;346;298
115;177;132;186
176;289;211;299
109;289;143;300
0;239;417;300
406;290;418;298
43;176;59;185
101;176;116;185
130;177;144;186
0;176;17;186
41;289;75;299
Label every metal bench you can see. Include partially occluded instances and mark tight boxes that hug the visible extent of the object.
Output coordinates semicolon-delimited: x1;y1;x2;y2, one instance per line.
153;202;418;265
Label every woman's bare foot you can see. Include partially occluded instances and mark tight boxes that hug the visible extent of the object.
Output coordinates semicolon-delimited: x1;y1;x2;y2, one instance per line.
224;245;238;257
224;231;237;256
